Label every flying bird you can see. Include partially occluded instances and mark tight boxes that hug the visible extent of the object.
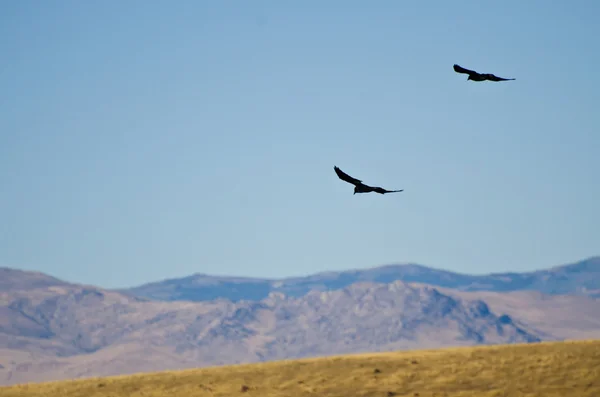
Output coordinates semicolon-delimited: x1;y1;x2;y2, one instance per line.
453;64;515;82
334;166;403;195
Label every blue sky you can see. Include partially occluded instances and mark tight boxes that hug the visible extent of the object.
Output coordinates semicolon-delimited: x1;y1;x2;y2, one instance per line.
1;1;598;288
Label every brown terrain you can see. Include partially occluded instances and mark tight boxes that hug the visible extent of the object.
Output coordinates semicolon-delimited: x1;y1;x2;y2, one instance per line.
2;340;600;397
1;265;599;386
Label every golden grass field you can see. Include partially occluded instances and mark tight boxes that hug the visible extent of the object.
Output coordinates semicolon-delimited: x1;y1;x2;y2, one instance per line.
2;340;599;397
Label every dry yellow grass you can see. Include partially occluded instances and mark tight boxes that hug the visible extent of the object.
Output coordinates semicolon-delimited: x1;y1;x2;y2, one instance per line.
2;340;599;397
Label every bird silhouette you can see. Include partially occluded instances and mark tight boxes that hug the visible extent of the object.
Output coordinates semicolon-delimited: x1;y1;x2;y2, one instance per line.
334;166;403;195
453;64;515;82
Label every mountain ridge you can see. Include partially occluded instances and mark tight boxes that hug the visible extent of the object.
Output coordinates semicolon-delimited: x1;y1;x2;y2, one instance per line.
118;256;600;302
0;279;543;385
1;260;600;385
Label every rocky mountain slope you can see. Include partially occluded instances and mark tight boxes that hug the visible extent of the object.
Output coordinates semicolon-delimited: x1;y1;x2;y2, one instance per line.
1;259;599;385
120;256;600;302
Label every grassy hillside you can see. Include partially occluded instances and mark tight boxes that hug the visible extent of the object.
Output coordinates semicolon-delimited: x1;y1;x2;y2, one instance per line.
2;340;599;397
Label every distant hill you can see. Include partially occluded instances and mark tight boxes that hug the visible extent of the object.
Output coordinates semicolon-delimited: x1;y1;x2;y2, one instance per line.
0;268;73;292
119;256;600;302
1;259;599;385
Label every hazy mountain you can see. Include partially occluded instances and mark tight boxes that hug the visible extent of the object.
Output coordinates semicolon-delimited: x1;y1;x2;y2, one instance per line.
1;261;599;385
120;256;600;302
0;267;73;292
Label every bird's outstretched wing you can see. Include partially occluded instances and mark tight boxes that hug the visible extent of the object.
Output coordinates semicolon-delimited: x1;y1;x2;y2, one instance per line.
334;166;362;186
373;187;403;194
482;74;515;81
453;64;476;75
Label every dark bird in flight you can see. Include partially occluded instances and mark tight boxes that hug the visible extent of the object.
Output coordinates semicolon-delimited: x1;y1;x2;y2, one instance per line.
453;64;515;82
334;166;403;195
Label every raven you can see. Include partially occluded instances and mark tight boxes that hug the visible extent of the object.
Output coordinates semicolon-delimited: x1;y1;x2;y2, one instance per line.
453;64;515;82
334;166;403;195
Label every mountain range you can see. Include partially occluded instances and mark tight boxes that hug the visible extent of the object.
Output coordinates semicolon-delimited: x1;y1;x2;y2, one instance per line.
0;256;598;386
120;256;600;302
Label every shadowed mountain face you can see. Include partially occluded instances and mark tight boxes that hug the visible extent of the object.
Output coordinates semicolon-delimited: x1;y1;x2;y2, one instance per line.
120;257;600;303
